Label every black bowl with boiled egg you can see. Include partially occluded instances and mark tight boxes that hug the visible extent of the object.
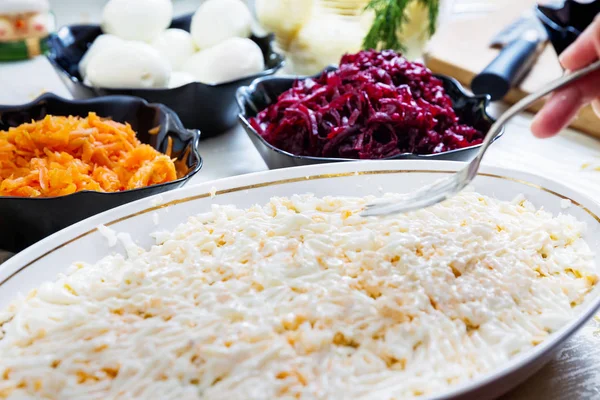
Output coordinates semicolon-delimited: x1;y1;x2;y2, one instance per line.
46;13;285;137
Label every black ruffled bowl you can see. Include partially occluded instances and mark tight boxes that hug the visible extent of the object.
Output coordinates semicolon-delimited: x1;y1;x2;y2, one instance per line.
236;67;500;169
0;94;202;253
46;14;285;137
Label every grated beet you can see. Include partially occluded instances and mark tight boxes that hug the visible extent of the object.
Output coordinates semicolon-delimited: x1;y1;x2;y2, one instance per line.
249;50;484;159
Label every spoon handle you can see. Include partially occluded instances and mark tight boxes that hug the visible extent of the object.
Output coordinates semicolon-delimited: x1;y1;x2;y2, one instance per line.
475;59;600;164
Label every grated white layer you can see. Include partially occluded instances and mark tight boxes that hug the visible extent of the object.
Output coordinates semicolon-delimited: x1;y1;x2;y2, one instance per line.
0;192;596;399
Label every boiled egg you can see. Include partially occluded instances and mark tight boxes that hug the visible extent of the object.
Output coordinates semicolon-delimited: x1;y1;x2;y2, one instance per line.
182;37;264;85
190;0;252;50
102;0;172;42
151;29;195;70
79;34;124;79
168;72;196;88
86;41;171;89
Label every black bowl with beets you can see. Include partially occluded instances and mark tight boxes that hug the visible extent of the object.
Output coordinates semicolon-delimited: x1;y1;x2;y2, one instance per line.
237;50;501;169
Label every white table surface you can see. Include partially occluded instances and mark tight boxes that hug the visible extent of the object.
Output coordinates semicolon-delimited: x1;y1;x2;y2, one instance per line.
2;1;600;398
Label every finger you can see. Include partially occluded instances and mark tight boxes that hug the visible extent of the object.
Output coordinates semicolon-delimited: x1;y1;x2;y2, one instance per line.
531;86;581;138
559;14;600;70
531;70;600;138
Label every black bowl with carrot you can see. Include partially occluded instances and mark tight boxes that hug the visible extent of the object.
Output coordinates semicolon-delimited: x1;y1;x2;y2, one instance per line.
0;94;202;253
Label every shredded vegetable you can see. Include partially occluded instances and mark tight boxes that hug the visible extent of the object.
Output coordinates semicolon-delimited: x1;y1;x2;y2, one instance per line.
250;50;484;159
0;113;177;197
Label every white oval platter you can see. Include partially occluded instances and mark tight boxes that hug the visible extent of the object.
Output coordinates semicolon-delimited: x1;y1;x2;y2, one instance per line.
1;160;599;400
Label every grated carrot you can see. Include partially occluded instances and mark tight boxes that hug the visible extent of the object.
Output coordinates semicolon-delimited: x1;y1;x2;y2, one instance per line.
0;113;178;198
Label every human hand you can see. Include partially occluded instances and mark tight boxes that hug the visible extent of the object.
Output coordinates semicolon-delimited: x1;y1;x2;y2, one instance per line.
531;15;600;138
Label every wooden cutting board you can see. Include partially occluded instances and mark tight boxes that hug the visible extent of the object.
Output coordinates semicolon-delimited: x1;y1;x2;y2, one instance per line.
424;0;600;138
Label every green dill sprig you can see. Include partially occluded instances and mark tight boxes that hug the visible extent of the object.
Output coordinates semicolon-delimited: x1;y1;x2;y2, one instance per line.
362;0;440;51
419;0;440;36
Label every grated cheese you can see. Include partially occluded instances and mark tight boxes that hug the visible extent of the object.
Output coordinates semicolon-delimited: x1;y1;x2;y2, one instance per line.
560;199;572;209
0;192;596;399
97;224;117;248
